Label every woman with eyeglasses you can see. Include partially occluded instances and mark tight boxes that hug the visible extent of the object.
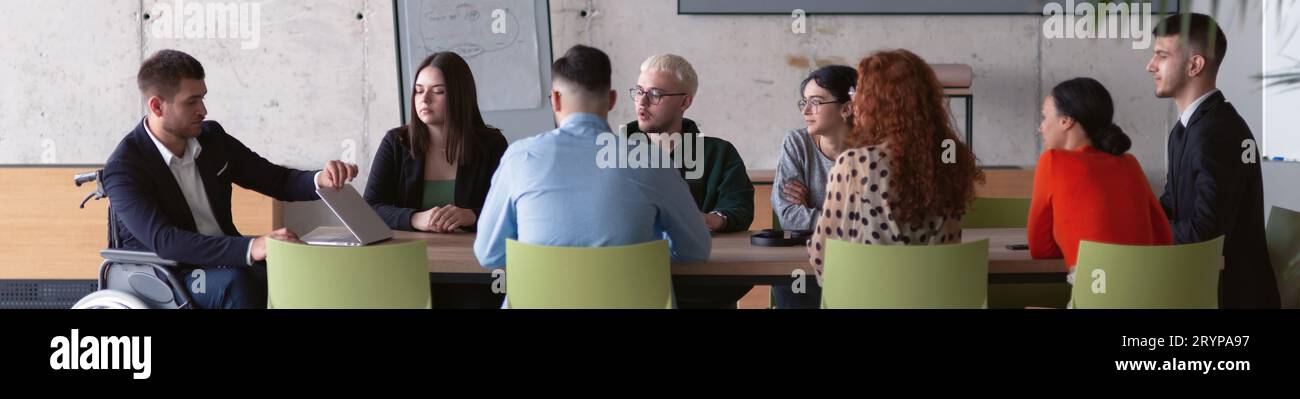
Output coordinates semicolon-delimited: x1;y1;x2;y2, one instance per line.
806;49;983;288
769;65;856;309
364;51;508;308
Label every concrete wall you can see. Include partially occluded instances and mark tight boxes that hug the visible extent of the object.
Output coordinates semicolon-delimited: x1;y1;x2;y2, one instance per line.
1;0;1294;231
551;0;1181;171
0;0;402;233
0;0;143;164
556;1;1035;168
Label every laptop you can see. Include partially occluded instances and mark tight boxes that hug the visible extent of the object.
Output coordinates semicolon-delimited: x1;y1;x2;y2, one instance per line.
301;184;393;247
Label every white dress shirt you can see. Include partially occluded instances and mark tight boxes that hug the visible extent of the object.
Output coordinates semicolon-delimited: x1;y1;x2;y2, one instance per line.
143;118;255;265
1179;89;1220;127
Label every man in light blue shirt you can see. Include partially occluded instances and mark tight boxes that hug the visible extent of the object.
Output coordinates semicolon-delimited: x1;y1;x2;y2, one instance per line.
474;45;710;268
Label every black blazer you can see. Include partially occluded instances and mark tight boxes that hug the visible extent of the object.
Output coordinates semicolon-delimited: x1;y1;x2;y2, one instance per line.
363;127;508;232
1160;91;1279;308
103;120;320;267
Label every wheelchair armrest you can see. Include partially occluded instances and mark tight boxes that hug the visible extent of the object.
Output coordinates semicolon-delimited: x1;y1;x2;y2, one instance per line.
97;249;195;309
100;249;179;267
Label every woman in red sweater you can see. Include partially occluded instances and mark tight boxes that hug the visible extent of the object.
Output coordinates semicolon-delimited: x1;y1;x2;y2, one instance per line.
1029;77;1173;284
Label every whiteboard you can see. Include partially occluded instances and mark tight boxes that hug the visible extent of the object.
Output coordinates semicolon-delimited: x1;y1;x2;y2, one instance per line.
396;0;555;141
1263;1;1300;162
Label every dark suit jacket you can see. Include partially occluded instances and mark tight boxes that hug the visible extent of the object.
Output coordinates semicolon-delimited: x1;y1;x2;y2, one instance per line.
1160;91;1280;308
362;127;508;232
103;120;321;267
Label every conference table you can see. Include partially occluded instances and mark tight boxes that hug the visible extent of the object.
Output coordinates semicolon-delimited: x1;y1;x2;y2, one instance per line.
393;228;1067;285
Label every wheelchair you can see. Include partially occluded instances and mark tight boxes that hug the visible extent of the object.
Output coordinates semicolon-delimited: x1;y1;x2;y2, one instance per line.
71;169;197;309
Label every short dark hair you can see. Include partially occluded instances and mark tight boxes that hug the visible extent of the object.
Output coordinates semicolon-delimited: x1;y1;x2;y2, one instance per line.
801;65;857;103
1154;13;1227;73
551;45;611;94
137;49;205;100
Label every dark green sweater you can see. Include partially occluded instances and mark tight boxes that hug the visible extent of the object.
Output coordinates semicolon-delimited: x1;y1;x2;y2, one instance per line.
625;118;755;233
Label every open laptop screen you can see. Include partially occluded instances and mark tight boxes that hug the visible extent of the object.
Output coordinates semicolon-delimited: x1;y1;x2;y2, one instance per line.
315;185;393;245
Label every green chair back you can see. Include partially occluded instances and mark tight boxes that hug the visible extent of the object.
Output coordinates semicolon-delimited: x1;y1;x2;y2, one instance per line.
821;239;989;309
505;239;672;309
266;239;430;309
1070;237;1223;309
1266;206;1300;309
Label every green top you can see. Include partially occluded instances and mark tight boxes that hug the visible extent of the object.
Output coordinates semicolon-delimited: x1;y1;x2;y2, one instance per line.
422;180;456;210
624;119;755;233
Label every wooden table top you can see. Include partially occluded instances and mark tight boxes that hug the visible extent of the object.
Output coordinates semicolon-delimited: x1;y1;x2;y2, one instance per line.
393;228;1065;285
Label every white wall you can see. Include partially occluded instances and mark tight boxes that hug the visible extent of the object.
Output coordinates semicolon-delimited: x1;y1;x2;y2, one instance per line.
1189;0;1300;220
1262;1;1300;161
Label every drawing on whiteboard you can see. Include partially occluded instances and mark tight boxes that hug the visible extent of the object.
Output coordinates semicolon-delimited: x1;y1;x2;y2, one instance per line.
419;3;515;59
413;0;542;111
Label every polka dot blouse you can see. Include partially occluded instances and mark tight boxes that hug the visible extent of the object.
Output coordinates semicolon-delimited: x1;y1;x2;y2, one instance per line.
806;145;964;281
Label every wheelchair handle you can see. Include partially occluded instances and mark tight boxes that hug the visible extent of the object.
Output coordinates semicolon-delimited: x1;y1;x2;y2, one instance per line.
74;171;98;187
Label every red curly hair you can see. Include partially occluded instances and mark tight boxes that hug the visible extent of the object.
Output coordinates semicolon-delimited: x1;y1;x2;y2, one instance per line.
847;49;984;227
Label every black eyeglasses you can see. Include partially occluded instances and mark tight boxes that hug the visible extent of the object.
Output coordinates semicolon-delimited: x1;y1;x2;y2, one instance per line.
799;98;848;112
630;87;687;105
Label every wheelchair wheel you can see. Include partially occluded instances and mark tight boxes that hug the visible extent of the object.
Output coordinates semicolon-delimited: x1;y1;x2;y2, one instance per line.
72;289;151;309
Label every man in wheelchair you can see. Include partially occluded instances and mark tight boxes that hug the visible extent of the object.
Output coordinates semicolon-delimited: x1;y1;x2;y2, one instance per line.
96;49;358;309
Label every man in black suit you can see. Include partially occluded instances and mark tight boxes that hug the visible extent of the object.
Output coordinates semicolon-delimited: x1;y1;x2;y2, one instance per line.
1146;14;1279;308
104;49;359;309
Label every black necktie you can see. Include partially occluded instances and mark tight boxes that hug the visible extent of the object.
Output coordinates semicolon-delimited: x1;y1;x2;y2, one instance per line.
1170;121;1187;164
1169;121;1187;210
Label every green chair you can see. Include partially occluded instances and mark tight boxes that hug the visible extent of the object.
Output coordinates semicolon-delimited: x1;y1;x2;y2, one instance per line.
1069;237;1223;309
1266;206;1300;309
265;239;431;309
820;239;989;309
961;197;1031;228
504;239;672;309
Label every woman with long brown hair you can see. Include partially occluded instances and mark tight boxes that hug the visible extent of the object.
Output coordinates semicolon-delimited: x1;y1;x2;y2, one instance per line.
365;51;508;308
807;49;984;281
366;51;507;233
